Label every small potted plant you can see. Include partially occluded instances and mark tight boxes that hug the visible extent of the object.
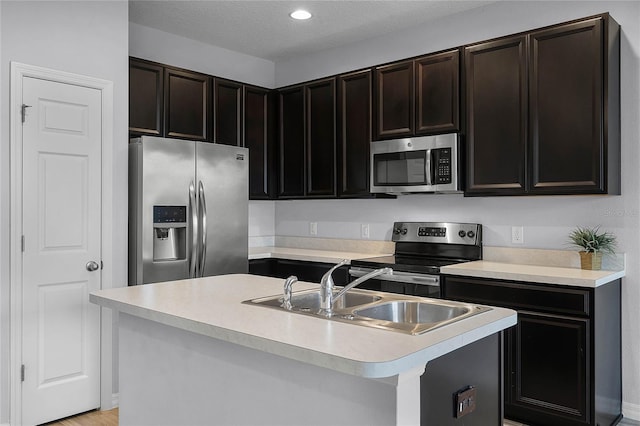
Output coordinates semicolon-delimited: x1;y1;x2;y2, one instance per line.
568;226;617;270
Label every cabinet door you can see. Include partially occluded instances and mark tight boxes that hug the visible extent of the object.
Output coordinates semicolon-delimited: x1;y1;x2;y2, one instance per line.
337;70;372;197
129;58;163;136
374;60;414;139
415;49;460;135
279;86;305;197
214;78;243;146
306;78;336;197
529;18;604;194
506;312;590;425
164;68;210;141
465;36;527;195
245;86;275;199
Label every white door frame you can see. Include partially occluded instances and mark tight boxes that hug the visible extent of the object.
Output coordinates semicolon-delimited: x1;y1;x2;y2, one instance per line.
9;62;115;425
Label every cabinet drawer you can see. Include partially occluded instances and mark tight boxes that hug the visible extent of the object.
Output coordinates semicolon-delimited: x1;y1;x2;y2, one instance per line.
443;276;590;317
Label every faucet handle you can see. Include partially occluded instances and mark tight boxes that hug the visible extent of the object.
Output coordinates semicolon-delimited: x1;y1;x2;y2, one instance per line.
282;275;298;310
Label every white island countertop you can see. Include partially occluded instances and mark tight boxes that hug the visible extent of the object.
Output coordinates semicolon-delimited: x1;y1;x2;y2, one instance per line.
441;260;625;288
91;274;516;378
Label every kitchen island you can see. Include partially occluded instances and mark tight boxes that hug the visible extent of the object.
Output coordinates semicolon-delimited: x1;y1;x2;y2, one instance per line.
90;274;516;425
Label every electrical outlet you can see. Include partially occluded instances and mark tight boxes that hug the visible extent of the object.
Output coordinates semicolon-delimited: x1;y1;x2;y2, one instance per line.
511;226;524;244
361;223;370;239
309;222;318;236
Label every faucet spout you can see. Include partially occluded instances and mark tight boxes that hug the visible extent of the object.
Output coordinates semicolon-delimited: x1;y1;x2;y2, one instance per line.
333;267;392;301
321;265;392;315
319;259;349;311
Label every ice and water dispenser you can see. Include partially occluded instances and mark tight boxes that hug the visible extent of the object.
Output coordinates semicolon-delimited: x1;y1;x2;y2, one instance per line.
153;206;187;261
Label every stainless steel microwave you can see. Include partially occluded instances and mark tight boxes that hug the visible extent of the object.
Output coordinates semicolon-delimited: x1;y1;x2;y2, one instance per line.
370;133;461;194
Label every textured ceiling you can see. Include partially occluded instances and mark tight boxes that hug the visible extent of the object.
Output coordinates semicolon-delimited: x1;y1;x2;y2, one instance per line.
129;1;496;62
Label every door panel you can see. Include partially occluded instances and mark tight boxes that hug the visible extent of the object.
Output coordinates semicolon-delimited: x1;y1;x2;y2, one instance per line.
465;36;527;194
22;76;101;425
337;70;371;197
507;312;590;424
374;60;414;139
136;136;195;284
278;86;305;197
306;78;336;197
196;142;248;276
529;18;604;193
214;78;243;146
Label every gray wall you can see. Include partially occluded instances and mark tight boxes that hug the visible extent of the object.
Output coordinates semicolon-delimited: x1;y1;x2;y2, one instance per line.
129;22;276;88
0;1;129;422
269;1;640;418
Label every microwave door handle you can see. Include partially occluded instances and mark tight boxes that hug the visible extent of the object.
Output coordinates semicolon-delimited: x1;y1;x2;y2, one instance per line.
425;149;432;186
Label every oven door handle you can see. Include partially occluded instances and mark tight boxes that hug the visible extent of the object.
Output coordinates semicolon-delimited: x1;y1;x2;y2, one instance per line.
348;267;439;286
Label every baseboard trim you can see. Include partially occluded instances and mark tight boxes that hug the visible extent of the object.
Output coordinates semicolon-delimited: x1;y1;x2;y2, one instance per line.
111;393;119;409
624;401;640;421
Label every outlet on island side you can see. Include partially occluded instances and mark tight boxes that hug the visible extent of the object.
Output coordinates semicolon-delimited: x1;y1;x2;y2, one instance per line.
361;223;370;239
511;226;524;244
309;222;318;236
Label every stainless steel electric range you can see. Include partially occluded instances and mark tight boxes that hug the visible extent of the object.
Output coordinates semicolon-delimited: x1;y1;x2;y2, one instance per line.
349;222;482;298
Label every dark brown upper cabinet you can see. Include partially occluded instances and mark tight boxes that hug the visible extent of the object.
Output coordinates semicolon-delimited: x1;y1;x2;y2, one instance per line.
129;58;163;136
214;78;243;146
338;69;372;197
244;86;276;199
464;35;528;195
164;67;210;141
306;78;337;197
374;60;414;139
278;78;337;199
465;14;620;196
373;49;461;141
529;17;618;195
415;49;460;135
278;86;306;197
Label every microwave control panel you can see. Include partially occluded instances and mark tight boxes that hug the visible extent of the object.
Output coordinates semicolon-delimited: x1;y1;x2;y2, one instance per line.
433;148;452;184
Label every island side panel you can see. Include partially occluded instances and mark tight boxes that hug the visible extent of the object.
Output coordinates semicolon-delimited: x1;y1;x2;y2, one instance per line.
118;313;407;426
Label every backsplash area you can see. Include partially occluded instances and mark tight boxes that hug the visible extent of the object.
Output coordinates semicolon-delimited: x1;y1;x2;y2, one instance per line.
249;195;633;271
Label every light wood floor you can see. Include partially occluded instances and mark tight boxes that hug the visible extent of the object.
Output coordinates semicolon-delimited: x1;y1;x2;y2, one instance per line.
43;408;118;426
41;408;640;426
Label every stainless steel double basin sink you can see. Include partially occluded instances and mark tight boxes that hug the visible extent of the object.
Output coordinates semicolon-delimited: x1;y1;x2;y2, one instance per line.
244;289;491;335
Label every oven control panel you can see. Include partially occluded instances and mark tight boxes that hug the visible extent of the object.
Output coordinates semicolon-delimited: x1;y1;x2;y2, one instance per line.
392;222;481;245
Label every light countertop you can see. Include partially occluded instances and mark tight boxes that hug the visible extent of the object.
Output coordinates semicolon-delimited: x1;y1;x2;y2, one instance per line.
441;260;625;288
91;274;516;378
249;246;391;263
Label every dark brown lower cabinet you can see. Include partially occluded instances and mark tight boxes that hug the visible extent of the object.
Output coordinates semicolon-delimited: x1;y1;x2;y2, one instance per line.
249;259;349;285
442;275;621;426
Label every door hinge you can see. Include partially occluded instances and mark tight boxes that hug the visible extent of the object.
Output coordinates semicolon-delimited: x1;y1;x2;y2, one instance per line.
21;364;25;382
21;235;25;252
21;104;31;124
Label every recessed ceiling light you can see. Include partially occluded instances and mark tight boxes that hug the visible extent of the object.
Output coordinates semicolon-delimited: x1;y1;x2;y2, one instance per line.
290;9;312;20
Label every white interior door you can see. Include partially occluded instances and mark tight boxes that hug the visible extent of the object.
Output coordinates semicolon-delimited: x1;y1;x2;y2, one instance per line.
21;76;102;425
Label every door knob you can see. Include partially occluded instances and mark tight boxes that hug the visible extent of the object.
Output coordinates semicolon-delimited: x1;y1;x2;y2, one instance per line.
86;261;100;272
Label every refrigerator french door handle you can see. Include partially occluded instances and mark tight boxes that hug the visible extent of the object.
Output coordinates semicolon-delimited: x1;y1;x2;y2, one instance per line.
189;181;198;278
198;180;207;277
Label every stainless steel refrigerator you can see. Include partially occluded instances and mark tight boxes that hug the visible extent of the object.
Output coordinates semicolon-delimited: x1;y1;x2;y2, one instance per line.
128;136;248;285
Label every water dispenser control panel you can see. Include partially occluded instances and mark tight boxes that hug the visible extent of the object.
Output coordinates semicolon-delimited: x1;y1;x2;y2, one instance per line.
153;205;187;261
153;205;187;225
